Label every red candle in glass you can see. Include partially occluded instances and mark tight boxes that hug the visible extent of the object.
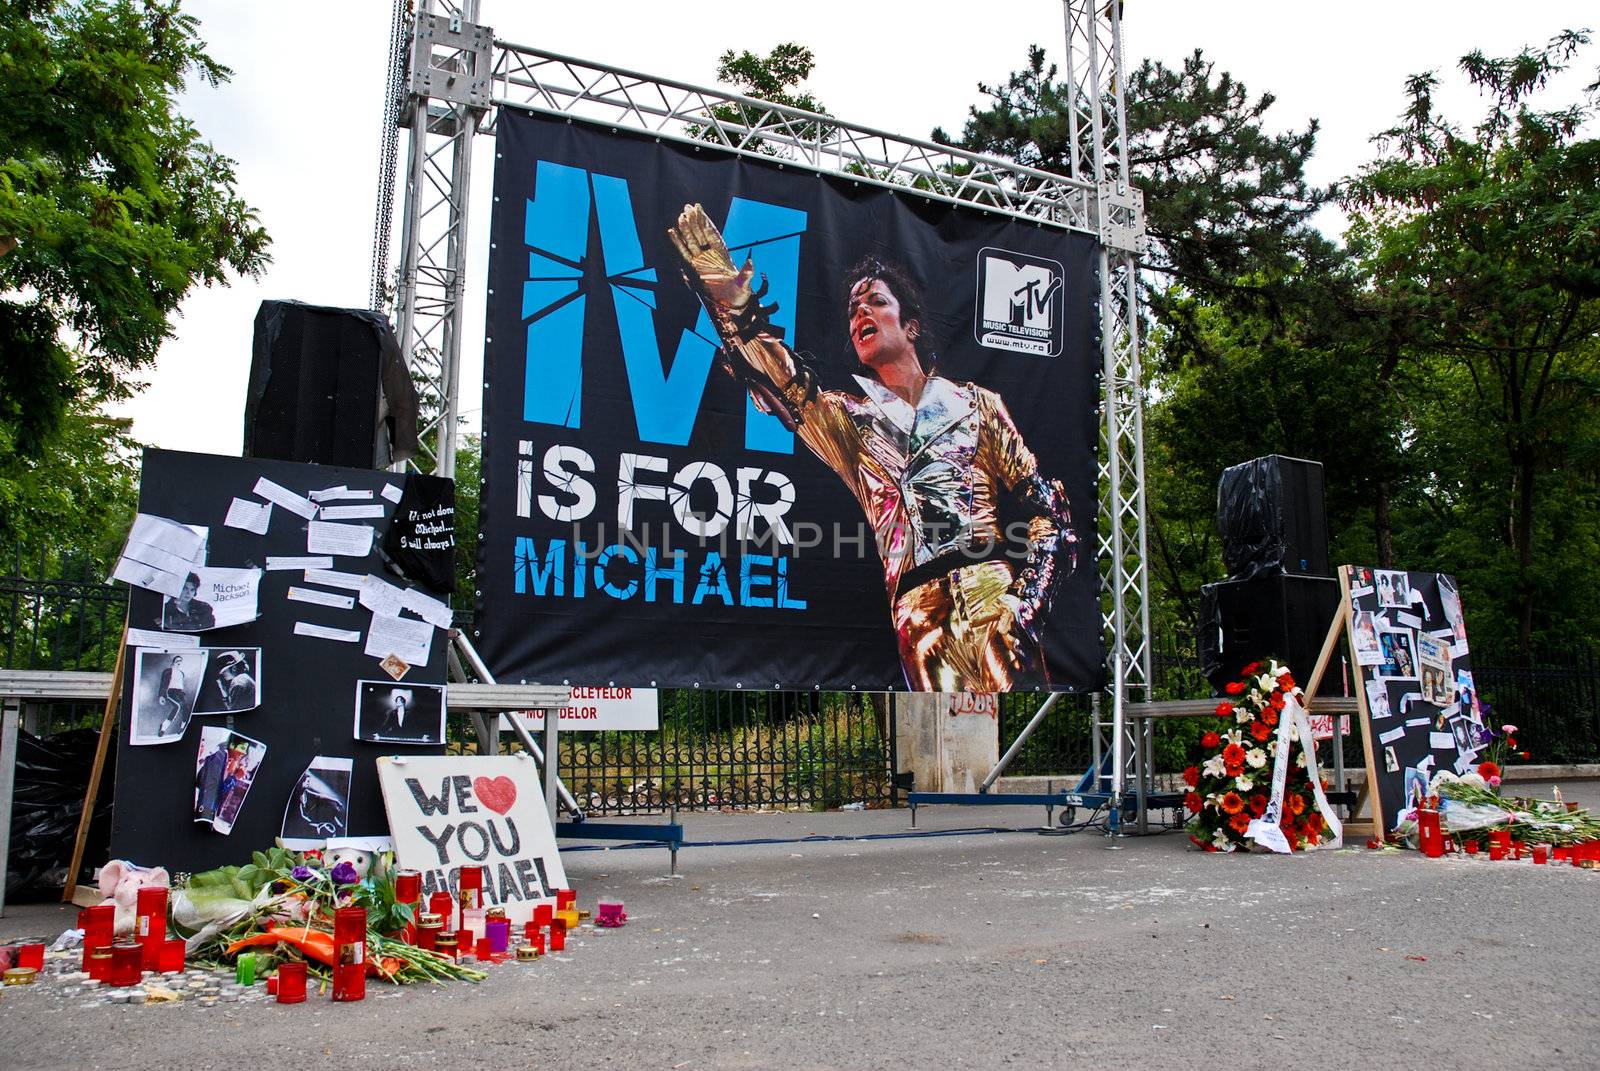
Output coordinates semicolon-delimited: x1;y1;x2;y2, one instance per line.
87;947;112;982
1417;809;1444;858
1533;845;1549;864
331;906;367;1002
78;904;115;972
475;936;494;963
530;932;544;956
428;891;454;933
1488;842;1506;861
109;941;143;987
395;869;422;943
548;919;566;952
556;888;576;911
276;960;307;1004
266;973;278;996
457;866;484;927
16;943;44;971
533;903;553;928
158;938;185;973
135;886;168;969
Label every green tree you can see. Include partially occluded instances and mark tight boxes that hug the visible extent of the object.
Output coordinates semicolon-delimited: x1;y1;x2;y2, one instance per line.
0;0;270;466
690;43;833;151
935;46;1331;338
938;46;1392;637
1344;30;1600;650
453;433;481;603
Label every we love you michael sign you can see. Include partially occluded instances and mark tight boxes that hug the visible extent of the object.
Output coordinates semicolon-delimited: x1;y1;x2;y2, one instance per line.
377;753;566;928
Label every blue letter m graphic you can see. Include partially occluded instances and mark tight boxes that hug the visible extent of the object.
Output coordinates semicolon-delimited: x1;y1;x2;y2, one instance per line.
520;161;805;454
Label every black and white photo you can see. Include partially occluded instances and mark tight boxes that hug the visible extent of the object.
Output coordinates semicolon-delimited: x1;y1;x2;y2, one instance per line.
280;756;354;849
353;680;445;745
194;648;262;713
130;648;210;745
1376;569;1410;609
158;566;262;632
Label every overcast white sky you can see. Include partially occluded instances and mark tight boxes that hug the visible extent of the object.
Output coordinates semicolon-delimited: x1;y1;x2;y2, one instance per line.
117;1;1597;455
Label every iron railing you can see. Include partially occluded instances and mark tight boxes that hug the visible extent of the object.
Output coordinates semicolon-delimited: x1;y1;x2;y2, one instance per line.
556;690;895;816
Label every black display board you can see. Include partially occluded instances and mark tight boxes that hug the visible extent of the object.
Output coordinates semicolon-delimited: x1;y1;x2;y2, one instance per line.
109;449;451;875
1343;567;1479;832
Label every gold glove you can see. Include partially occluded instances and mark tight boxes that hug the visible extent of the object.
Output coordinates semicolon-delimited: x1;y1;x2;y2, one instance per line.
668;203;811;429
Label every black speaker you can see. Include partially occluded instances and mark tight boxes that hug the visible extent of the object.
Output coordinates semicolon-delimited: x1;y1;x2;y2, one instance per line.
1198;573;1340;692
243;300;419;469
1217;454;1330;578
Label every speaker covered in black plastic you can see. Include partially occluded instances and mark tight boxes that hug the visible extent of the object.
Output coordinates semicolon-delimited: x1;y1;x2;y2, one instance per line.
1217;454;1331;579
244;300;419;469
1198;573;1340;692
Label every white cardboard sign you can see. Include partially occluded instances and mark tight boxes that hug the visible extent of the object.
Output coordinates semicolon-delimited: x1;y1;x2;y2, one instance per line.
500;686;660;733
376;754;565;927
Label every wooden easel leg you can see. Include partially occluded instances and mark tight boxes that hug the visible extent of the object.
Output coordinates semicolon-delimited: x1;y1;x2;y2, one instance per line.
62;627;126;903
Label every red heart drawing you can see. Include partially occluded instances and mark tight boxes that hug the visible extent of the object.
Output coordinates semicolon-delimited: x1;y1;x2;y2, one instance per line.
473;775;517;815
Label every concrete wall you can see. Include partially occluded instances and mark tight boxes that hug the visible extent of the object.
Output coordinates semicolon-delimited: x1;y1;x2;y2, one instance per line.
895;692;999;793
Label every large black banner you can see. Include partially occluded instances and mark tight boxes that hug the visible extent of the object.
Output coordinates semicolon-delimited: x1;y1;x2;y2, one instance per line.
478;109;1102;692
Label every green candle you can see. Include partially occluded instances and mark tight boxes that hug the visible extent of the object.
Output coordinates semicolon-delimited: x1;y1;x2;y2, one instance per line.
236;952;256;986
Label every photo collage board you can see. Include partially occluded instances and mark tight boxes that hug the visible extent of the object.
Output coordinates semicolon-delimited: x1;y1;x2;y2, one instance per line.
1343;566;1480;832
110;449;456;875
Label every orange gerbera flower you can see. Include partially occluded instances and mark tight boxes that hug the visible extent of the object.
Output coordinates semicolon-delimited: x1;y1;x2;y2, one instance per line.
1184;791;1203;814
1249;721;1272;742
1215;702;1234;720
1222;743;1246;767
1287;793;1307;816
1201;731;1221;749
1261;708;1279;727
1182;765;1200;788
1225;680;1246;695
1220;791;1245;815
1229;813;1252;834
1248;793;1268;817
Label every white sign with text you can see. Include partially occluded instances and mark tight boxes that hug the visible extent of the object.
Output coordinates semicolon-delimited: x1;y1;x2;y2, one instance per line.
376;754;565;928
499;686;660;733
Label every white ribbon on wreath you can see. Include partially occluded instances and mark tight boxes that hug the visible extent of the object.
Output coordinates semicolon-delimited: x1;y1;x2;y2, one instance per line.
1245;693;1343;854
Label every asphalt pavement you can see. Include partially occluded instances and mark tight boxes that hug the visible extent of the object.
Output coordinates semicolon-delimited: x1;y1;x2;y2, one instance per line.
3;789;1598;1070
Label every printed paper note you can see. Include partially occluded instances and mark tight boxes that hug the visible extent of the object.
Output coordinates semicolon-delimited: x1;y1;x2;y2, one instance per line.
307;520;375;558
253;477;318;520
294;622;362;643
224;498;273;535
287;586;357;610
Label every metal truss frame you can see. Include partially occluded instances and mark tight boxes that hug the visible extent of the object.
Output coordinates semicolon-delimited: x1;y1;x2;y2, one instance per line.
1064;0;1152;830
381;1;1152;825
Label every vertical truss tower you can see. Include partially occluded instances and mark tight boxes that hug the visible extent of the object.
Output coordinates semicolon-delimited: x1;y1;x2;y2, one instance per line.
377;0;1151;815
1063;0;1152;821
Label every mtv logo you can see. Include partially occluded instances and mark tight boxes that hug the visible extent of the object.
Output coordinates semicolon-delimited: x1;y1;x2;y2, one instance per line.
974;247;1065;356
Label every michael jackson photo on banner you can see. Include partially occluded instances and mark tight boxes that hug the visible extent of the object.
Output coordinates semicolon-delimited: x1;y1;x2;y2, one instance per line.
477;109;1103;692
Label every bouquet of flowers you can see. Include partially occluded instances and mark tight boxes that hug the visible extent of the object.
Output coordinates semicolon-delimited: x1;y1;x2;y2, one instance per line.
1394;769;1600;848
1184;660;1332;853
172;847;485;985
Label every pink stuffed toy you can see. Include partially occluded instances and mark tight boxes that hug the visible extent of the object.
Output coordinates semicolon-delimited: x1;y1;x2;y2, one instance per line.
97;859;171;936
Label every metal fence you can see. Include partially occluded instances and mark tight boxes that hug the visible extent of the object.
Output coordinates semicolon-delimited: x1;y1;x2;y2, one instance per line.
557;690;896;815
1;549;128;736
